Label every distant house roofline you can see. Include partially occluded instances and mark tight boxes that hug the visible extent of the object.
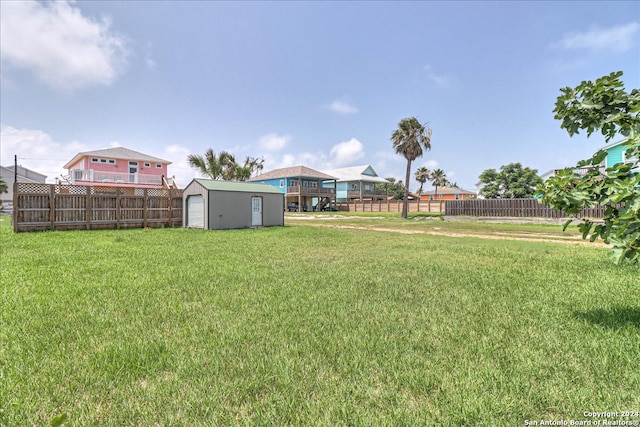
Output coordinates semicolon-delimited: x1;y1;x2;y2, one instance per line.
63;146;171;169
248;165;337;181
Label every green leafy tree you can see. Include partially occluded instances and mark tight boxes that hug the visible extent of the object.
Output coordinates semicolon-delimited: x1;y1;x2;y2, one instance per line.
0;177;8;195
478;163;543;199
0;177;7;209
391;117;432;218
376;177;405;200
414;167;431;195
429;168;448;196
541;71;639;264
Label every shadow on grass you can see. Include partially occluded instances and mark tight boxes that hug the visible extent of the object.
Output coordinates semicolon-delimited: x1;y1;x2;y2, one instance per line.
574;307;640;330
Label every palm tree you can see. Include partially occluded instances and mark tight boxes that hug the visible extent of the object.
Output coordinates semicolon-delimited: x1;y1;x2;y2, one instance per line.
391;117;432;218
187;148;224;180
187;149;240;180
414;166;431;196
430;168;448;197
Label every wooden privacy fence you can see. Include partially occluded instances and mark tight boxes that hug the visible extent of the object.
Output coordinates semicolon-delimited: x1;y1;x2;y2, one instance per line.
335;199;444;213
13;183;183;232
445;198;608;219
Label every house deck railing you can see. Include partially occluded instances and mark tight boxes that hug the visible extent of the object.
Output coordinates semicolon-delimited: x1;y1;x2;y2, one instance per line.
287;186;334;196
69;169;163;186
346;189;387;199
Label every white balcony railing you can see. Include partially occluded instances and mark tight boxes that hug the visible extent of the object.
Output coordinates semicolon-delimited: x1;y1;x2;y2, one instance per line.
70;169;163;186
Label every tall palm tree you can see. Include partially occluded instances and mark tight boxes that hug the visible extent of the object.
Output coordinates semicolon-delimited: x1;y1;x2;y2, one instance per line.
430;168;448;197
391;117;432;218
414;166;431;196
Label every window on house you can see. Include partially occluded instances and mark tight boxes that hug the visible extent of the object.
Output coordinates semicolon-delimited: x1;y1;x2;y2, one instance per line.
291;180;298;186
455;194;459;200
156;164;162;168
279;180;284;187
108;159;115;164
311;182;317;188
144;162;151;168
91;158;98;163
129;161;138;166
100;159;107;163
303;181;308;186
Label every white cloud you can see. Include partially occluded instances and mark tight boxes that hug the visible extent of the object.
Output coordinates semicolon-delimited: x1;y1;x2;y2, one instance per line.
423;65;451;88
258;133;292;151
327;100;358;115
0;0;128;90
553;22;639;53
1;125;86;182
161;144;194;188
329;138;365;167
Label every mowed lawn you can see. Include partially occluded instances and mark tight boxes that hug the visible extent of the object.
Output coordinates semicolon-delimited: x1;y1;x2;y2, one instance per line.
1;215;639;426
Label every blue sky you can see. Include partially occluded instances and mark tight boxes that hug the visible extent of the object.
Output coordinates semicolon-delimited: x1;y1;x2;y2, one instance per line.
1;1;638;190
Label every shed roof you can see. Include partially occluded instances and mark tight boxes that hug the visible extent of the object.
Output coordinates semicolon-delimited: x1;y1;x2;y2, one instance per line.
191;178;284;194
248;165;337;181
64;146;171;169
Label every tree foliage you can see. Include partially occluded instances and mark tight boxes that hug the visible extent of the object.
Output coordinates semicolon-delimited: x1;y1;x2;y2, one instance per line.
414;167;431;195
478;163;543;199
188;149;264;181
376;177;405;200
0;177;8;195
541;71;639;264
391;117;432;218
429;168;449;196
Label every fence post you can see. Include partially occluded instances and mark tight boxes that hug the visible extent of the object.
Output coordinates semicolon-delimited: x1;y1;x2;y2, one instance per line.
116;188;121;229
49;185;55;230
143;189;148;228
168;188;173;227
86;186;91;230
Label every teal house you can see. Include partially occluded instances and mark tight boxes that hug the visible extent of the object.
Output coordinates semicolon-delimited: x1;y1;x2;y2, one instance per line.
602;140;636;168
247;165;337;212
321;165;388;202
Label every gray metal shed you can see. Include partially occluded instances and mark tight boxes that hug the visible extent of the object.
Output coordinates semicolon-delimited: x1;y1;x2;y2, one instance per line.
182;179;284;229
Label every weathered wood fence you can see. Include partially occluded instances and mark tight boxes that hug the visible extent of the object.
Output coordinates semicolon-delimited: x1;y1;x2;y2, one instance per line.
13;183;183;232
445;198;608;219
335;199;444;213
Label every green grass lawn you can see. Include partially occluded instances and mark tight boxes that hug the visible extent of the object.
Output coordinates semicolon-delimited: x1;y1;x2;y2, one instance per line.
1;215;639;426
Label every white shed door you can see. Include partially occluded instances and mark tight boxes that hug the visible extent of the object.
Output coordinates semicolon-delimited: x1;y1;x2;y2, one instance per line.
251;197;262;227
187;195;204;228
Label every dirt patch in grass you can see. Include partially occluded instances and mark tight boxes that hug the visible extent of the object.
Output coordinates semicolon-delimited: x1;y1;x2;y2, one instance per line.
302;223;607;246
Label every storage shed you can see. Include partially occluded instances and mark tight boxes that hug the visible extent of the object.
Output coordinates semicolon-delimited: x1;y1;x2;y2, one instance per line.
183;179;284;229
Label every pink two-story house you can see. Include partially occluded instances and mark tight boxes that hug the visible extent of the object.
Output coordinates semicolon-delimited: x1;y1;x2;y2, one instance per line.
63;147;173;189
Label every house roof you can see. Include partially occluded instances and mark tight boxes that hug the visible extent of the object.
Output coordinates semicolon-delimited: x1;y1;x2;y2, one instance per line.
422;186;476;195
191;178;284;194
63;147;171;169
598;139;632;152
321;164;388;183
248;165;337;181
3;165;48;180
